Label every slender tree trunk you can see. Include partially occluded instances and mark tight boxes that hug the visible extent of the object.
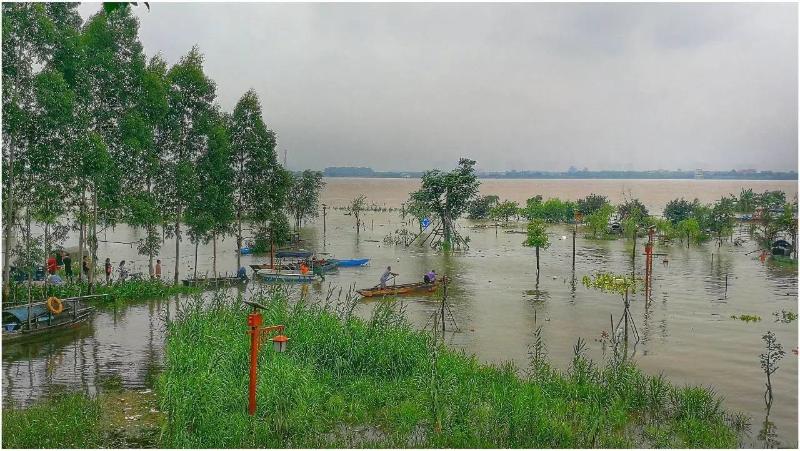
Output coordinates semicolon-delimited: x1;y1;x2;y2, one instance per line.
236;211;242;271
78;189;86;284
193;240;198;279
212;233;217;278
535;246;540;278
174;205;181;284
3;141;15;298
89;188;98;294
43;221;50;298
25;209;32;330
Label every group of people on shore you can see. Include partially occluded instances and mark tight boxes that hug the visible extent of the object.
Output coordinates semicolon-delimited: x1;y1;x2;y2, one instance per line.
44;251;163;285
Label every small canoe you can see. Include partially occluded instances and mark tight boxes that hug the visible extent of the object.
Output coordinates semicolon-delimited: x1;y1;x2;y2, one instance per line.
255;269;319;283
336;258;370;267
357;281;439;297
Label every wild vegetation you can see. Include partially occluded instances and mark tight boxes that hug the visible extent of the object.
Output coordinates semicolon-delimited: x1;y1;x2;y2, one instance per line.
3;279;199;307
157;291;742;448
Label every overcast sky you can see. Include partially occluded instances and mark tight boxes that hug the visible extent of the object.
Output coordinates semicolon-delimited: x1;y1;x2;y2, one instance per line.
79;2;797;172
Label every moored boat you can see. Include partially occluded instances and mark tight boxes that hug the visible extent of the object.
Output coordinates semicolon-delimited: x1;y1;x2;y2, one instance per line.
182;276;248;287
255;268;319;283
357;280;439;297
336;258;370;267
2;299;94;344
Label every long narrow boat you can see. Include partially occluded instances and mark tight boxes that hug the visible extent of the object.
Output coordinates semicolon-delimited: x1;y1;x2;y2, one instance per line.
275;250;313;259
2;299;94;344
255;269;319;283
182;276;247;287
250;259;338;273
336;258;370;267
357;281;439;297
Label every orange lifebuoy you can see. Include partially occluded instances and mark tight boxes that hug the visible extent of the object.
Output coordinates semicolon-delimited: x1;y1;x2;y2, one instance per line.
46;296;64;315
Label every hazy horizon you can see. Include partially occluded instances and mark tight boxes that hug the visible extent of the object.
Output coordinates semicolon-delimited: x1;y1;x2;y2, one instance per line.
80;2;799;173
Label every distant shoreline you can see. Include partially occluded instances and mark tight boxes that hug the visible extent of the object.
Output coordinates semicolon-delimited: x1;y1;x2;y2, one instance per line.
321;175;799;181
321;167;797;180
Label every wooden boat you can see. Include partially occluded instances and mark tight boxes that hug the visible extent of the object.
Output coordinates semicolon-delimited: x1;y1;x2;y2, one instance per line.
2;299;94;344
182;276;247;287
357;280;440;297
251;259;338;273
275;250;313;259
255;268;319;283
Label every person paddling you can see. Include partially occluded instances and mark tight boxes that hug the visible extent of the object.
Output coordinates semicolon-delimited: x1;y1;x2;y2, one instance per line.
424;269;437;284
380;266;398;288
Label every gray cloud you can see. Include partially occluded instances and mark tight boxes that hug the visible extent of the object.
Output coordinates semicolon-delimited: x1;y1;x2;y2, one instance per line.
79;2;797;172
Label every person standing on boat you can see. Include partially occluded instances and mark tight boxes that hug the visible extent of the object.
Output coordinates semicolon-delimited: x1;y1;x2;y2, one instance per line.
104;258;112;284
424;269;437;284
154;259;162;280
63;253;73;282
380;266;398;288
118;260;129;282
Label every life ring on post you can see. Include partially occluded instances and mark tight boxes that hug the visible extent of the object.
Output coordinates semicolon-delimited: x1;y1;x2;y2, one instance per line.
46;296;64;315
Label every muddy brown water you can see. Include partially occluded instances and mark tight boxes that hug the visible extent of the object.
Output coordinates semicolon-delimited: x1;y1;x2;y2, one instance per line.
3;178;798;447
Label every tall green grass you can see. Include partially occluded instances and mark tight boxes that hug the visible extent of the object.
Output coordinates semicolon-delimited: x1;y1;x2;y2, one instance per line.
2;393;102;448
159;291;742;448
3;279;199;306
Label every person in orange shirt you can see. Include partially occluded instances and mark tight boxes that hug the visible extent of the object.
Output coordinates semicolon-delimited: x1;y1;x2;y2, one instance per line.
299;262;309;275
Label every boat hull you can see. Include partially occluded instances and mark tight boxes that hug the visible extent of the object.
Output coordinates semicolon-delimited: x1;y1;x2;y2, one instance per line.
337;258;370;267
255;269;319;283
2;309;94;344
357;281;439;297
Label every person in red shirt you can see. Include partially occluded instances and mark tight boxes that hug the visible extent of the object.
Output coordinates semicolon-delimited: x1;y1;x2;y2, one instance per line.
46;254;57;275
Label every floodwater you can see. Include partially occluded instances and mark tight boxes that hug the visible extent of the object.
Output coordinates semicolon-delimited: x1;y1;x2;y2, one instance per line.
3;178;798;447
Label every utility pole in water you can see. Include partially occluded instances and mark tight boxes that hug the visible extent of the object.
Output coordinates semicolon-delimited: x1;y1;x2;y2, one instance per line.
322;204;327;243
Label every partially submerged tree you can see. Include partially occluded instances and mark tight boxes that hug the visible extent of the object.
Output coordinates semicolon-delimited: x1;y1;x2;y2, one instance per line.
409;158;480;250
582;272;639;344
286;170;324;230
490;200;519;223
585;204;614;238
349;194;367;232
577;194;609;216
663;198;699;225
467;195;499;220
523;220;550;280
677;217;701;248
760;331;785;407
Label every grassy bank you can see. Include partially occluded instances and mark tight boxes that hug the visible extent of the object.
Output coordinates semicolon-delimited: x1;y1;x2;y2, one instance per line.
159;291;744;448
3;279;199;306
2;387;164;449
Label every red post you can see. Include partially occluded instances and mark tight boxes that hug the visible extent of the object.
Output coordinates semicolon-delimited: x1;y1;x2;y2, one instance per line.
247;312;263;416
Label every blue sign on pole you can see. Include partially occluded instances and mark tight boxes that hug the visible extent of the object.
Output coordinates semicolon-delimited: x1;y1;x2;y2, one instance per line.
421;217;431;229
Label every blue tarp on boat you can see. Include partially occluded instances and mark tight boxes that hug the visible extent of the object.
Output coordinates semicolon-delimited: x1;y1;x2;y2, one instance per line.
336;258;370;267
3;304;50;324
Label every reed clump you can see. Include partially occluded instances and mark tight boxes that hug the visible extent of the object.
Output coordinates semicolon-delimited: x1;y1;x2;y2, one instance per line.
159;290;741;448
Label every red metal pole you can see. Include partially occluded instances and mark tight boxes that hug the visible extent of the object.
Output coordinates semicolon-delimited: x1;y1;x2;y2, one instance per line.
247;312;262;415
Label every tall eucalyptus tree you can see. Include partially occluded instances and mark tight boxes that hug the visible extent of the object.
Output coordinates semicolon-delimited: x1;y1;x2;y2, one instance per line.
229;89;291;270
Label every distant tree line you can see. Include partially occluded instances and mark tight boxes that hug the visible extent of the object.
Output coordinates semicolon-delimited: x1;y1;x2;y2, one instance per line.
466;189;797;253
2;3;324;298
